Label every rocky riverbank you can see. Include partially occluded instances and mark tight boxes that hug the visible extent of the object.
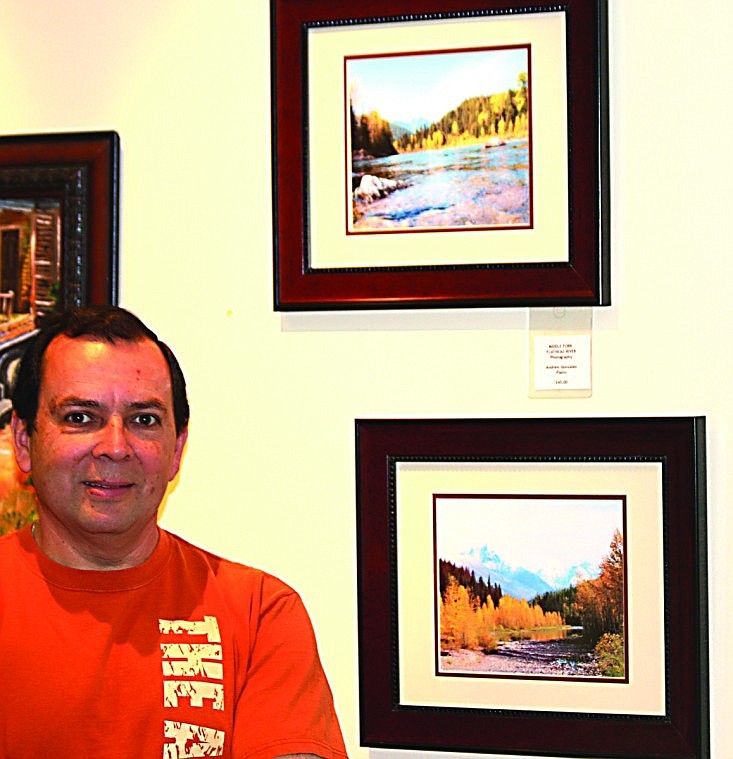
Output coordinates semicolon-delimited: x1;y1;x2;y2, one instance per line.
441;636;602;678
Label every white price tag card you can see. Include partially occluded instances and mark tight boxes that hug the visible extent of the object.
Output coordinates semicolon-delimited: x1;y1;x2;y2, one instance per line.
533;335;591;390
529;308;593;398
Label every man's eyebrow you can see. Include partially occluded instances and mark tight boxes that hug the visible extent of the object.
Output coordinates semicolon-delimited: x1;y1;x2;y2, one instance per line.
52;397;102;410
128;400;169;412
51;398;169;411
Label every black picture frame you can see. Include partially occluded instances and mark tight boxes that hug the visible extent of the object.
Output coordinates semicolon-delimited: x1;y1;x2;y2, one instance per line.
356;417;708;757
272;0;610;310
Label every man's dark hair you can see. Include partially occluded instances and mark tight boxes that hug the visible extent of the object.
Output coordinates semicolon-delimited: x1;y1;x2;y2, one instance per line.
12;305;190;435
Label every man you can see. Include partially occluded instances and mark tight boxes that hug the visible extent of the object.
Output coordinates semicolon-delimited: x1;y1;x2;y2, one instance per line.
0;305;347;759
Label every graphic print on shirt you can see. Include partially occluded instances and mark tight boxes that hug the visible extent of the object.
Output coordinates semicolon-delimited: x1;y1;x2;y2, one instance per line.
160;616;225;758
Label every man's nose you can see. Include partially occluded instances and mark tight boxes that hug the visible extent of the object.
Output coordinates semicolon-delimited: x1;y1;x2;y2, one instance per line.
92;417;133;460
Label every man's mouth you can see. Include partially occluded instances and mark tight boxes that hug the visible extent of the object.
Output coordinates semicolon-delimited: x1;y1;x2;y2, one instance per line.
83;480;134;491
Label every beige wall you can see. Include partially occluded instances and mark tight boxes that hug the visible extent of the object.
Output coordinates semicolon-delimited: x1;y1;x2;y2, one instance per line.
1;1;729;757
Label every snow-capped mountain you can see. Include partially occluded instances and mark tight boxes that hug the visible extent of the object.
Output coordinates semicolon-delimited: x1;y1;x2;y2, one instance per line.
449;546;598;601
536;562;595;590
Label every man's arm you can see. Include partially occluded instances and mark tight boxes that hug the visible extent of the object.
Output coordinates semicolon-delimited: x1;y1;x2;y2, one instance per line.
232;577;347;759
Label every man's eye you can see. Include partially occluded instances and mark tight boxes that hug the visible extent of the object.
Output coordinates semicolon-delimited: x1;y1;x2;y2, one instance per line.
133;413;160;428
65;411;93;425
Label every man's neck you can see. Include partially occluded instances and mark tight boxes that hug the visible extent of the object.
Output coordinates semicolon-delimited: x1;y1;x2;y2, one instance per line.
30;519;160;570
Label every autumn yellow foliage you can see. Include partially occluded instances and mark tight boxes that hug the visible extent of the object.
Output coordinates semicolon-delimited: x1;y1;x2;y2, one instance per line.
440;575;564;653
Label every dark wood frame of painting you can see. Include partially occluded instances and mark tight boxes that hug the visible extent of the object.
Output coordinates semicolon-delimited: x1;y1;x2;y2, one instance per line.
356;417;708;757
0;131;120;308
271;0;610;310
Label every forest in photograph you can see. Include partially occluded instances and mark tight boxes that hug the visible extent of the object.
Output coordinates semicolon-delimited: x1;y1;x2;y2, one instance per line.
347;47;531;232
436;497;626;680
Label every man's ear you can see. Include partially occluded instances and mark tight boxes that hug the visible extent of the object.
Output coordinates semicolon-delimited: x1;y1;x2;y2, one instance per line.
169;426;188;483
11;412;32;474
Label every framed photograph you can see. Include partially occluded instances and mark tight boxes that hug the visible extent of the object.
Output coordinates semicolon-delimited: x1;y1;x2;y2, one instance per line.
272;0;610;310
0;131;119;535
356;418;708;757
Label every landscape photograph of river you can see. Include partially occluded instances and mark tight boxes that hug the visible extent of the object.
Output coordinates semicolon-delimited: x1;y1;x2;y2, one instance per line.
347;45;531;233
435;494;627;681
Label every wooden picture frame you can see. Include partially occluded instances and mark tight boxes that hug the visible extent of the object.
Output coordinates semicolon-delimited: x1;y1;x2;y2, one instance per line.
0;130;119;307
0;131;119;535
272;0;609;309
356;417;708;757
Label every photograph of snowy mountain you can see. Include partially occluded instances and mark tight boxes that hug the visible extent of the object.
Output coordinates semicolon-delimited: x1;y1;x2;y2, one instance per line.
435;494;627;679
436;494;623;598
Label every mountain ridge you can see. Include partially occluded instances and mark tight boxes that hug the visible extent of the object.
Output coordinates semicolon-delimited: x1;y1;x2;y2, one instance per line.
447;546;597;601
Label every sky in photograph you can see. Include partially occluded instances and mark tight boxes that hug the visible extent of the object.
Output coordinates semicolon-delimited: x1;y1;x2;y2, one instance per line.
435;496;623;573
347;46;528;126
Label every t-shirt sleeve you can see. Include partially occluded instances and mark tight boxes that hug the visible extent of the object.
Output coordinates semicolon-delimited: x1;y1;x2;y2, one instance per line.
231;577;348;759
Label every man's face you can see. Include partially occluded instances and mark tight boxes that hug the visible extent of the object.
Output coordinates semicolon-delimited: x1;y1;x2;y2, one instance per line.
12;335;187;553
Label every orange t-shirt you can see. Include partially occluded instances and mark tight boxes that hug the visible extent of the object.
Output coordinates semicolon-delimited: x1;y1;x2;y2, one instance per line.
0;526;348;759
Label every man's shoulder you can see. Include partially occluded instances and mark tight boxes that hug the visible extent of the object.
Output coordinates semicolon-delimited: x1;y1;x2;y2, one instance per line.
161;528;300;600
0;529;21;546
0;526;28;559
0;527;38;586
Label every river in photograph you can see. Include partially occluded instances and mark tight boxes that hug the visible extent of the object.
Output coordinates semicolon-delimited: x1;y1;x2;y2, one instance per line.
440;629;605;679
351;138;530;230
